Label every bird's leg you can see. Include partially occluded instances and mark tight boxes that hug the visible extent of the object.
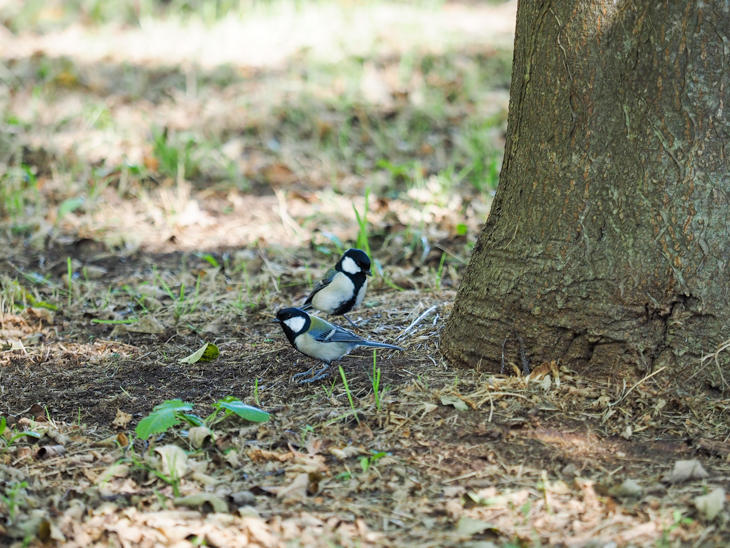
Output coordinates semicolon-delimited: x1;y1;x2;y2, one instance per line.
342;314;359;328
292;363;331;384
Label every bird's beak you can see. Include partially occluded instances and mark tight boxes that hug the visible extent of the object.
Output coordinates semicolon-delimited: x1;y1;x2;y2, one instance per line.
272;319;281;323
366;270;372;276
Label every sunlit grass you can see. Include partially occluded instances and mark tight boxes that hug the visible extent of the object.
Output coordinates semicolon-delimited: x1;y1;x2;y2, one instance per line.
0;0;514;259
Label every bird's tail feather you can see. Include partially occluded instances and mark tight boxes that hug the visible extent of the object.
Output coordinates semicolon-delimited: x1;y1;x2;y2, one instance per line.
300;302;312;311
359;341;404;351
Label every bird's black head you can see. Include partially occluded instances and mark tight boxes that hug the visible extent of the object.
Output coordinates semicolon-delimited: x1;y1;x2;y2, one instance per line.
338;248;371;276
274;307;311;341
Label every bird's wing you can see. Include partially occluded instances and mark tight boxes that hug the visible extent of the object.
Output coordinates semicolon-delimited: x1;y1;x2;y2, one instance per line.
303;267;337;304
309;316;363;344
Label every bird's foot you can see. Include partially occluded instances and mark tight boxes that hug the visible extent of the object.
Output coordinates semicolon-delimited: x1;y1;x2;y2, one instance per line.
342;314;359;329
292;364;331;384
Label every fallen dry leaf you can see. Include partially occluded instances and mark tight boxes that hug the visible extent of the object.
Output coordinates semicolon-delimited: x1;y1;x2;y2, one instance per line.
455;516;496;538
665;459;709;483
111;316;165;336
189;426;214;448
35;445;66;459
154;445;188;478
112;409;132;428
96;463;130;484
610;478;643;498
268;473;311;503
174;493;228;513
694;488;725;521
440;394;468;411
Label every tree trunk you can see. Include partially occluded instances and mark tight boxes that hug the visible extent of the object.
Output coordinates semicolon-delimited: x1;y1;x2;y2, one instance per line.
442;1;730;387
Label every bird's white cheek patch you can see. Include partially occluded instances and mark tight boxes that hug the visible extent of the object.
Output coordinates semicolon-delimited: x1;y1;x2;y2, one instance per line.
341;256;359;274
284;316;306;333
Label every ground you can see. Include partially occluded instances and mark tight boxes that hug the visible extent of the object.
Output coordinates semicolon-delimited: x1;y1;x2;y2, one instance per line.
1;1;728;546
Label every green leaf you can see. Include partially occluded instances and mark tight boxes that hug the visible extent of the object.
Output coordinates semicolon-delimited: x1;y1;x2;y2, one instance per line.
200;343;219;361
21;271;53;286
456;223;468;236
197;253;220;268
179;413;205;427
135;399;193;440
360;456;371;472
215;398;269;423
179;342;219;364
58;197;85;219
10;430;41;443
28;299;58;311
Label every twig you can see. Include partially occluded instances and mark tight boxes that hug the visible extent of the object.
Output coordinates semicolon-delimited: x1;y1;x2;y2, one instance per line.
395;305;438;341
258;251;280;293
486;387;494;423
274;188;303;238
700;339;730;390
475;391;533;407
501;335;508;374
609;366;667;407
443;470;480;483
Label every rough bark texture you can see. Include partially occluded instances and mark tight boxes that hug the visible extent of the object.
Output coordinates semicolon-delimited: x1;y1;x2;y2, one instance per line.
442;1;730;386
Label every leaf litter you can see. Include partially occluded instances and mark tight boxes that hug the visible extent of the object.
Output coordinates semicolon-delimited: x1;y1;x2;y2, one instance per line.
2;278;728;545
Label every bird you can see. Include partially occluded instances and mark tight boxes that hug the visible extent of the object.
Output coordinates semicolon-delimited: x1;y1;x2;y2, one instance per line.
301;248;371;327
274;307;403;383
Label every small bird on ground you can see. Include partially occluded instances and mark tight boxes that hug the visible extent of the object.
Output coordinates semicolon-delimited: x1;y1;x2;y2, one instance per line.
274;307;403;383
301;248;371;327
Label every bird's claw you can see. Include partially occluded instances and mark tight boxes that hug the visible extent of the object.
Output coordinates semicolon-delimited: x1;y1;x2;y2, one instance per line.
292;364;331;384
342;314;359;328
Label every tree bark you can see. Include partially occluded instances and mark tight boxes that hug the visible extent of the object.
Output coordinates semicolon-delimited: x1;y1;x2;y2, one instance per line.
442;1;730;387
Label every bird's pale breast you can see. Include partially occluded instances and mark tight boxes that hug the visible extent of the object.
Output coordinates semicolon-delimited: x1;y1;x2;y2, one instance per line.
295;332;354;362
311;272;354;314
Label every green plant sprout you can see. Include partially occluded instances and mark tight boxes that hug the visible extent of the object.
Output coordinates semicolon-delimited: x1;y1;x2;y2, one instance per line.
0;416;42;452
196;252;220;268
1;481;28;523
300;424;315;446
156;273;202;321
353;187;371;261
372;349;384;411
66;256;73;306
152;127;196;182
127;450;182;497
434;252;447;291
122;284;148;315
338;366;360;425
253;378;261;407
370;258;405;292
321;378;337;399
135;397;270;441
360;450;387;473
